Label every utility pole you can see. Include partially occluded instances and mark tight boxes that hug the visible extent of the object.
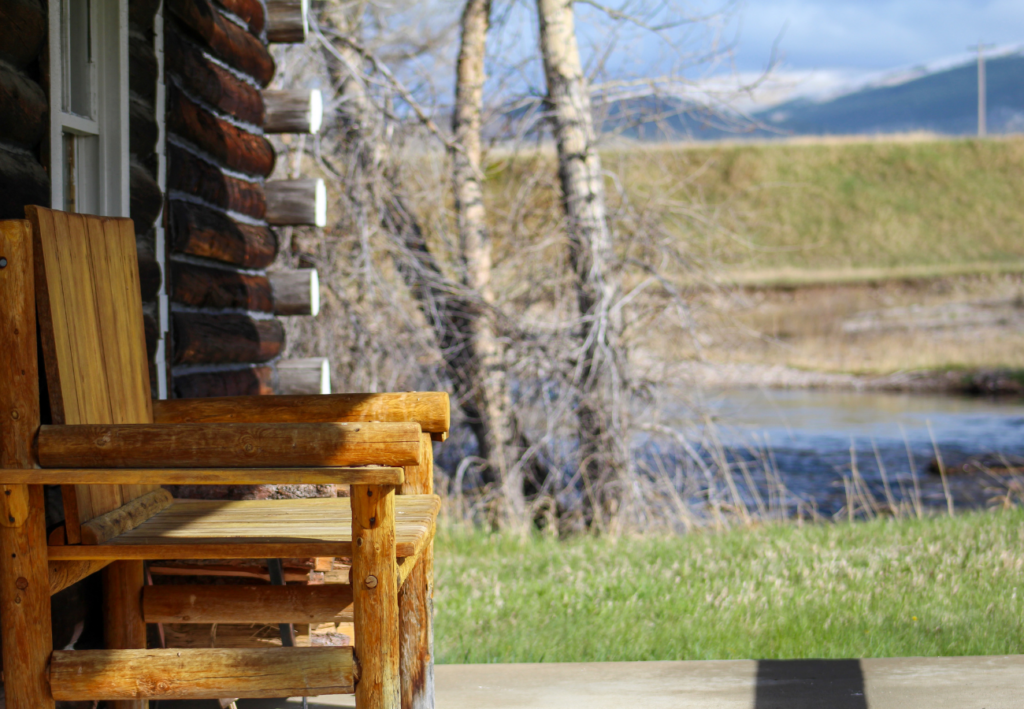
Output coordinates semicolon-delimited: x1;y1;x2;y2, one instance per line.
968;42;996;137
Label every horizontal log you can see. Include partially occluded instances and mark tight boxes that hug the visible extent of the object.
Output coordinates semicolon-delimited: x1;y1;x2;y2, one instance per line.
264;89;322;134
167;0;276;85
130;93;159;158
171;262;273;311
143;313;159;364
266;0;308;43
172;312;285;364
167;143;266;219
49;560;113;596
165;31;264;126
144;584;353;624
81;488;175;545
0;145;49;221
149;561;315;583
169;200;277;268
37;422;422;468
130;161;163;234
155;392;451;432
265;179;326;227
129;32;159;103
49;647;356;700
0;63;47;148
270;268;319;316
128;0;161;32
276;357;330;395
139;256;162;302
173;366;273;399
215;0;265;35
0;466;405;485
168;87;275;177
0;0;45;69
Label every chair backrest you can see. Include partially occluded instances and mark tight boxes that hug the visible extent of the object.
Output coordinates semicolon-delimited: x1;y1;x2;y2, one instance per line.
26;206;158;540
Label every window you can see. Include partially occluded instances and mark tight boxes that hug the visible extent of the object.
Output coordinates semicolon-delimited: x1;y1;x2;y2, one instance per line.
49;0;128;216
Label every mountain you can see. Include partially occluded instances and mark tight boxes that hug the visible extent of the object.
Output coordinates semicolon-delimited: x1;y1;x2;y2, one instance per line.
756;49;1024;137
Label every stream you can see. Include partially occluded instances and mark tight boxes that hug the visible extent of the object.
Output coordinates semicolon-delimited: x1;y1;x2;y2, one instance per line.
704;389;1024;515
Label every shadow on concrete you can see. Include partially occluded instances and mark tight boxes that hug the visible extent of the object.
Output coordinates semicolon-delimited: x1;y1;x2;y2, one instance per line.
755;659;867;709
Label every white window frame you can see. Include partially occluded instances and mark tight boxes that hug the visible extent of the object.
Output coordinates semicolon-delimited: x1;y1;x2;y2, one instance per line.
48;0;129;217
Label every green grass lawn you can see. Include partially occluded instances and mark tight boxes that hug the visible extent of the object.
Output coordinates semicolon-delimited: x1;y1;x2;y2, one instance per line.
434;509;1024;663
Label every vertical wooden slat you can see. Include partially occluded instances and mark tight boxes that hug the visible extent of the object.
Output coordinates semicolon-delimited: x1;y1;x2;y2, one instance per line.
104;559;148;709
352;484;401;709
0;219;56;708
399;433;435;709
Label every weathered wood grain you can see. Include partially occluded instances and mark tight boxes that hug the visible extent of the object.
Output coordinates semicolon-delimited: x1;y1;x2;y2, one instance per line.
130;162;164;235
0;146;49;221
352;483;401;709
0;466;405;486
265;179;326;227
166;0;276;85
49;647;357;700
399;432;436;709
82;488;175;545
169;200;277;268
0;219;54;709
172;262;272;311
49;559;113;596
270;268;319;315
167;144;266;219
143;584;354;624
173;366;274;399
266;0;307;43
172;312;285;364
165;31;264;125
45;495;440;560
275;357;330;395
167;87;275;177
264;89;322;134
103;560;148;709
215;0;265;35
38;421;423;469
0;63;47;148
0;0;46;69
154;392;451;433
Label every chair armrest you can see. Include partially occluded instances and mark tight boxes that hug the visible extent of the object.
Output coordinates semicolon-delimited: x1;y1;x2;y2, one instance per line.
37;421;421;468
0;466;404;486
152;392;450;434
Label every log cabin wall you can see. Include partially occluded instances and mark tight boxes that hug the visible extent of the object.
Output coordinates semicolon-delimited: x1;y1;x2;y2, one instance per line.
0;0;50;220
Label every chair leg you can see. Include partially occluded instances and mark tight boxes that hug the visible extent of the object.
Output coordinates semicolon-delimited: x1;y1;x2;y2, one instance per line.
399;432;435;709
0;486;55;708
352;484;400;709
103;560;148;709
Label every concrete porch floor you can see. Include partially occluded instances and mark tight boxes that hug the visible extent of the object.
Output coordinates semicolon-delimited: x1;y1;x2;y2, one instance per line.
159;655;1023;709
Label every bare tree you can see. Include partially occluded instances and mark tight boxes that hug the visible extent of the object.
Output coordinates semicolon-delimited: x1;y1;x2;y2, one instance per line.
451;0;528;517
537;0;629;527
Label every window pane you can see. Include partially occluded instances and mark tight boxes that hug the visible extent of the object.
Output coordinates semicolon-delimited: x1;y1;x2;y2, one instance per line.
63;0;93;117
63;133;99;214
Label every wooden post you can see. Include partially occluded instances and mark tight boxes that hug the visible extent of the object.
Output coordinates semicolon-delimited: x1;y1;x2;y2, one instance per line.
266;0;308;43
264;89;322;134
399;433;435;709
275;357;331;395
352;483;400;709
270;268;320;316
103;560;148;709
265;179;327;227
0;220;54;708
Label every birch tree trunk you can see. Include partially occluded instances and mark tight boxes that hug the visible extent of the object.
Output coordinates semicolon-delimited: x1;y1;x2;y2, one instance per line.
452;0;524;518
537;0;627;527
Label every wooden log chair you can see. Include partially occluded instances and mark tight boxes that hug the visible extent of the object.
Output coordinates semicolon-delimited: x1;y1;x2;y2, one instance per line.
0;209;447;708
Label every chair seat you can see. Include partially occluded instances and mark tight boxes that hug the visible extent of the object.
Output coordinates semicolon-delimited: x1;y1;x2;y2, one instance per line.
48;495;440;560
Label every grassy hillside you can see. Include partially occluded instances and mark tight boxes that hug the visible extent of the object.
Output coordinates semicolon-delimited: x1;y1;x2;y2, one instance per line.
435;509;1024;663
486;136;1024;275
